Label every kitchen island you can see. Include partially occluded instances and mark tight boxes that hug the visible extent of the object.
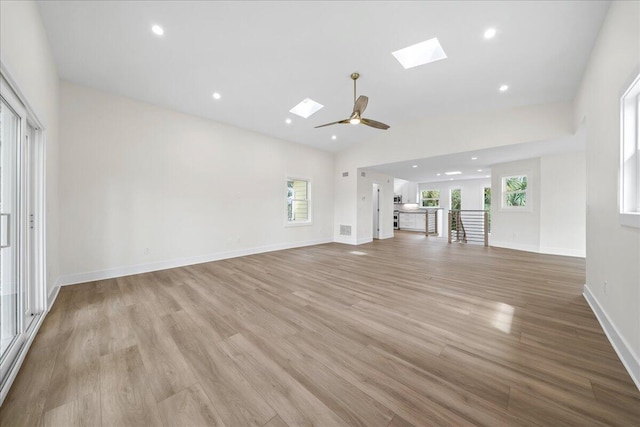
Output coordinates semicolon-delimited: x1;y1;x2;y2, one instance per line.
396;209;443;235
397;210;426;232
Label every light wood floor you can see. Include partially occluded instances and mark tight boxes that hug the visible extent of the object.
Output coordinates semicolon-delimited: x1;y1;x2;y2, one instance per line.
1;232;639;426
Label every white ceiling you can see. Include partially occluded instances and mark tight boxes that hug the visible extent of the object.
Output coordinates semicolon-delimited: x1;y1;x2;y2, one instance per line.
367;127;586;183
37;1;609;152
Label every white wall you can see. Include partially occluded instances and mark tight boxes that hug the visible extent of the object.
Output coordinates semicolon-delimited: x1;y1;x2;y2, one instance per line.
59;82;334;283
334;102;573;243
333;167;358;244
573;0;640;387
356;170;395;244
490;158;542;252
540;151;586;257
489;152;586;256
0;0;60;299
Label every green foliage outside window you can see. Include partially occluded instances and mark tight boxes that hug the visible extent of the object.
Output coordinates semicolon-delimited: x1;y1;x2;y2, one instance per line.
504;176;527;207
484;187;491;209
450;189;461;231
484;187;491;232
450;189;461;210
421;190;440;207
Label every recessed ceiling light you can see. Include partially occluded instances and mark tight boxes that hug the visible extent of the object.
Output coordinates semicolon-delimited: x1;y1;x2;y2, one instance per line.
436;173;441;176
412;165;418;168
471;157;478;160
285;118;292;124
486;175;491;178
289;98;324;118
392;37;447;69
151;25;164;36
445;171;462;175
499;84;509;92
484;28;497;39
331;135;337;140
212;92;221;100
449;178;454;181
477;169;483;172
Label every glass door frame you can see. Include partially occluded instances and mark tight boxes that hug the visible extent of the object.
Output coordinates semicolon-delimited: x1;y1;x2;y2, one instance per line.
0;69;47;403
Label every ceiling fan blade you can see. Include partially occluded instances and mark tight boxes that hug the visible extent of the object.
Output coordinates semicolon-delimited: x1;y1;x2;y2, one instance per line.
314;119;350;128
361;118;390;130
353;95;368;115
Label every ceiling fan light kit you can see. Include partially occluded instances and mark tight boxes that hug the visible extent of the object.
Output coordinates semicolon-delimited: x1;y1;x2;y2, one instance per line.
315;72;390;130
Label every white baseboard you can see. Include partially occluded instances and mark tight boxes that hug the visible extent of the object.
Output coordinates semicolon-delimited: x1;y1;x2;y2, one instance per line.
47;279;61;310
334;235;357;245
490;240;540;253
357;237;373;245
583;284;640;391
379;232;394;239
540;246;586;258
491;241;586;258
59;237;333;286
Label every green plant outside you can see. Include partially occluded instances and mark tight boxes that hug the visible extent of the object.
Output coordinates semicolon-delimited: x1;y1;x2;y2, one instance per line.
451;189;461;210
421;190;440;207
450;189;461;230
484;187;491;232
505;176;527;206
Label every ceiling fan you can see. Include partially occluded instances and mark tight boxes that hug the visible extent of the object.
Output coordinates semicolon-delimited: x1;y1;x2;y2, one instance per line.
315;72;390;130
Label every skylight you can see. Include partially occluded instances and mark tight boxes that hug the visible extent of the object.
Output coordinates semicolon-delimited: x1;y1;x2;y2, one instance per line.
484;28;497;39
151;25;164;36
289;98;324;119
392;38;447;69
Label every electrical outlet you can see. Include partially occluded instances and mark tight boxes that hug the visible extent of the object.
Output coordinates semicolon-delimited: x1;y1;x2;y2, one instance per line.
603;281;608;294
144;247;149;255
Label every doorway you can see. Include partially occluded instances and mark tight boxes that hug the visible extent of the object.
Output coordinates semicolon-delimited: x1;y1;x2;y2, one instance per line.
372;184;380;239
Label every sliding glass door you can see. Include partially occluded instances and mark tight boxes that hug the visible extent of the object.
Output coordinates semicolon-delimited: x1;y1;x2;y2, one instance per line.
0;76;44;390
0;96;21;364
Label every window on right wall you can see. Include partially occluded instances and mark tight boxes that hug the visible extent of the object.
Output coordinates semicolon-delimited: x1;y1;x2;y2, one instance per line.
620;72;640;228
501;175;528;209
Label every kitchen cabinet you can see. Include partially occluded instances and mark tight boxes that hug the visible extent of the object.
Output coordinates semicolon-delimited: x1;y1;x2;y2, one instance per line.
394;179;419;204
406;182;419;204
415;213;426;231
398;212;426;232
399;213;415;229
397;181;419;204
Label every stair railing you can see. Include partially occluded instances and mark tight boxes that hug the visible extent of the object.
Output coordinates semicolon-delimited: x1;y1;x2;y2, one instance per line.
448;210;488;246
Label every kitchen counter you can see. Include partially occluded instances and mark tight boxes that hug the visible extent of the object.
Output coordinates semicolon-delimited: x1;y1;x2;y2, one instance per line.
396;209;442;235
397;211;427;232
396;209;442;213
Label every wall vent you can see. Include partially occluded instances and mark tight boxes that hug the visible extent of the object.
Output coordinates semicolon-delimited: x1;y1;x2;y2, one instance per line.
361;171;366;177
342;172;349;177
340;225;352;236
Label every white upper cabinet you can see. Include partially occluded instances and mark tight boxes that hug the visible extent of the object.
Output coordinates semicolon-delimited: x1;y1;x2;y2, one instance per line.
394;179;419;204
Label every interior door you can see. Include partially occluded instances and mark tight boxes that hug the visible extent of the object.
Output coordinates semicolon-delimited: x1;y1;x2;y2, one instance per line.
372;184;380;239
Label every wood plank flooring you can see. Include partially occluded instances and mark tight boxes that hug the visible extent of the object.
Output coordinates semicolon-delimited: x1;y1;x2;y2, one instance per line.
2;231;639;426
